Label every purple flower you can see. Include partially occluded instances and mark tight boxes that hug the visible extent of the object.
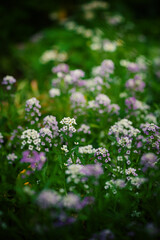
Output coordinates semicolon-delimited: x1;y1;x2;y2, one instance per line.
0;132;4;148
95;94;111;107
43;115;59;138
2;75;16;90
21;150;46;170
100;59;114;75
125;75;146;92
141;153;158;171
52;63;69;73
89;229;114;240
25;97;41;125
70;92;86;109
80;163;104;178
127;62;139;73
37;190;61;209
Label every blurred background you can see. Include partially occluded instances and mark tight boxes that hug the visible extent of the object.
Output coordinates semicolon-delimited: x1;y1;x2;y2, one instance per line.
0;0;160;79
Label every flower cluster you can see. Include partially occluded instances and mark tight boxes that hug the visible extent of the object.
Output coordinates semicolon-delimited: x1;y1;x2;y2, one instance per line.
49;88;61;98
77;124;91;134
2;75;16;90
40;49;68;63
125;168;138;177
89;229;114;240
80;163;104;178
7;153;17;163
140;123;160;154
36;190;61;209
25;98;41;125
39;127;53;152
94;147;111;163
79;145;96;154
21;150;46;170
129;177;147;188
95;94;111;106
141;153;158;172
0;132;4;148
60;117;77;137
105;179;126;192
66;157;81;166
125;97;149;114
61;145;69;153
108;119;140;149
21;129;41;151
70;92;86;111
37;189;93;214
43;115;59;138
52;63;69;74
125;75;146;93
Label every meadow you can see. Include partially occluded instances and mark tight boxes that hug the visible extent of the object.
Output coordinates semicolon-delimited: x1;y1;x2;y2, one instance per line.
0;1;160;239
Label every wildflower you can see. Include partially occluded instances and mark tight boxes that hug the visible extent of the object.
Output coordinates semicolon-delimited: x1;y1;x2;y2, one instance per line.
78;124;91;134
125;168;138;176
2;75;16;90
140;123;160;153
43;115;59;137
25;97;41;125
125;97;149;112
79;145;96;154
95;94;111;106
21;129;41;151
52;63;69;73
103;40;117;52
70;92;86;108
70;69;85;82
141;153;158;171
49;88;61;98
21;150;46;170
94;147;111;163
7;153;17;163
100;59;114;75
62;193;82;210
60;117;77;136
89;229;114;240
37;190;61;209
80;163;104;178
66;164;83;183
0;132;4;148
61;145;69;153
125;75;146;92
108;119;140;149
66;157;81;166
39;127;53;152
130;177;147;187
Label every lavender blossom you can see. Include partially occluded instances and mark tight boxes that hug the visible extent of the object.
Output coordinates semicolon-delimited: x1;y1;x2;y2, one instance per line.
25;97;41;125
141;153;158;171
52;63;69;73
2;75;16;90
21;150;46;170
0;132;4;148
125;75;146;92
43;115;59;138
100;59;114;75
37;190;61;209
70;92;86;109
80;163;104;178
39;127;53;152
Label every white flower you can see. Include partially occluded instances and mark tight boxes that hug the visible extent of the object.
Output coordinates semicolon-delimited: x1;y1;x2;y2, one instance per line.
61;145;69;153
49;88;61;98
79;145;96;154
